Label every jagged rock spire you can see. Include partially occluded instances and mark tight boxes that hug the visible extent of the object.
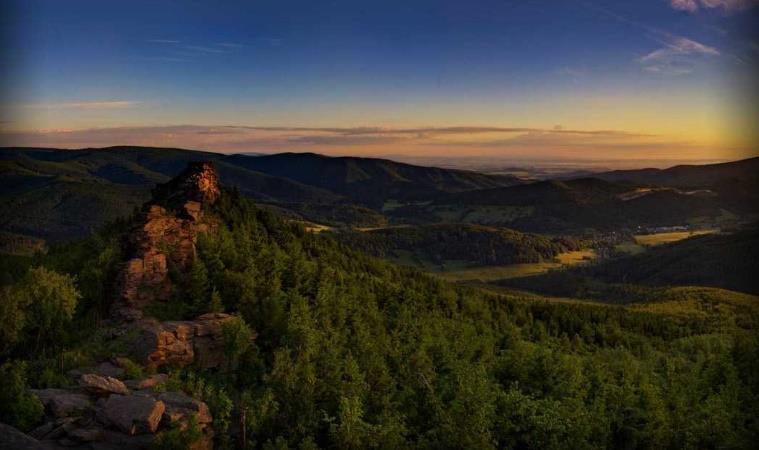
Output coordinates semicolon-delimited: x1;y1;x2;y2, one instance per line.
113;162;220;321
151;161;221;210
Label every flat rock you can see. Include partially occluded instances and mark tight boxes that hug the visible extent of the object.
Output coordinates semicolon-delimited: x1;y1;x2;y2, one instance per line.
79;374;129;396
103;394;165;435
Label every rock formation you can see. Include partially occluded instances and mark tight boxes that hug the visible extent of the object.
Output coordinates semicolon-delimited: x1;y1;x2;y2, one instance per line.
133;313;235;371
16;162;255;449
27;365;213;449
106;162;247;371
113;162;220;321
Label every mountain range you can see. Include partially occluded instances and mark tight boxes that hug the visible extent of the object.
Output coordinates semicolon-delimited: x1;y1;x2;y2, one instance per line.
2;146;757;245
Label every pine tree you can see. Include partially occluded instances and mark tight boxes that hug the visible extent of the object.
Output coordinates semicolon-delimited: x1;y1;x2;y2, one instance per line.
188;258;210;314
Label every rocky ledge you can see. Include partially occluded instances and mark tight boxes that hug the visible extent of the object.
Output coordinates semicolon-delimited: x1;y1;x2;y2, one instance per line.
21;365;213;449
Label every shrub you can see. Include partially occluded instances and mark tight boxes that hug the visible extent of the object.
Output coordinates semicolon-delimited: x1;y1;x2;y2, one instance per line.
0;361;44;431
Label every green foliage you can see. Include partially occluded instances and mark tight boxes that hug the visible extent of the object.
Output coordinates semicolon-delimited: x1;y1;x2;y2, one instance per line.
152;415;203;450
22;267;80;353
0;285;27;354
171;371;234;436
2;189;756;449
0;361;44;431
336;223;581;268
209;289;225;313
119;357;145;380
0;266;81;355
222;316;254;373
188;258;210;313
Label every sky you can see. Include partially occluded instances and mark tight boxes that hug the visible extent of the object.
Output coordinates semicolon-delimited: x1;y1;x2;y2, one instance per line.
0;0;757;165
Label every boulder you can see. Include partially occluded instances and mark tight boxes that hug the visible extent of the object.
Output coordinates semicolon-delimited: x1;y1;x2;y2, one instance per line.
132;313;240;370
0;422;44;450
79;374;129;396
32;389;92;418
159;391;213;427
102;394;165;435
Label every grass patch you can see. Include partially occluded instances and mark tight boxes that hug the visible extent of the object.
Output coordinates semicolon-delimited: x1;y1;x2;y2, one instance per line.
615;242;645;255
633;229;717;246
436;249;596;283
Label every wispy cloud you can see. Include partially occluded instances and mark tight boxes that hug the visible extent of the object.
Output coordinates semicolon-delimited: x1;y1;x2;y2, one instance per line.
580;3;722;75
20;101;141;110
183;45;231;54
0;124;670;160
670;0;758;14
147;39;181;44
638;36;719;74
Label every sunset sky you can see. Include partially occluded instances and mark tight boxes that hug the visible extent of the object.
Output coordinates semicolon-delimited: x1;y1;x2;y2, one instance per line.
1;0;757;164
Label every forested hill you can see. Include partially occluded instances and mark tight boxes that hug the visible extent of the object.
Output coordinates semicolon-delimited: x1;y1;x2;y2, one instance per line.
499;226;759;301
223;152;519;208
1;162;758;449
0;146;338;243
420;177;731;233
589;226;759;294
334;224;581;267
0;147;516;243
595;156;759;188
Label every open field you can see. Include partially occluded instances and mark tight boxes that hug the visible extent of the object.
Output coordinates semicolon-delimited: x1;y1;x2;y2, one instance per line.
633;229;717;246
614;242;646;255
436;249;596;283
292;221;333;233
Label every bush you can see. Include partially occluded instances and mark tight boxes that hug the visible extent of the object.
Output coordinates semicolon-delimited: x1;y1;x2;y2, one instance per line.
0;361;44;431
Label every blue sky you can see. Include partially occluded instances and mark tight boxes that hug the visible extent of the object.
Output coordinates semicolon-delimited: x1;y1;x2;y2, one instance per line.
1;0;756;162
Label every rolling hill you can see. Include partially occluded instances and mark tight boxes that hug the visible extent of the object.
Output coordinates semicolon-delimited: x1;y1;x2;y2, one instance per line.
0;147;340;242
594;156;759;188
0;147;518;243
223;152;519;208
388;176;736;233
499;226;759;297
334;223;582;268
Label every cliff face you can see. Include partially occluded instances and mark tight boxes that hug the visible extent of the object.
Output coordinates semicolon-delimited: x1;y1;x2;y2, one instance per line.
113;162;219;322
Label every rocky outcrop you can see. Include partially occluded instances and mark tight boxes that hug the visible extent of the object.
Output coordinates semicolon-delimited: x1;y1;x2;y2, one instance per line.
113;162;219;322
18;163;252;448
29;370;213;448
131;313;237;370
151;161;221;209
